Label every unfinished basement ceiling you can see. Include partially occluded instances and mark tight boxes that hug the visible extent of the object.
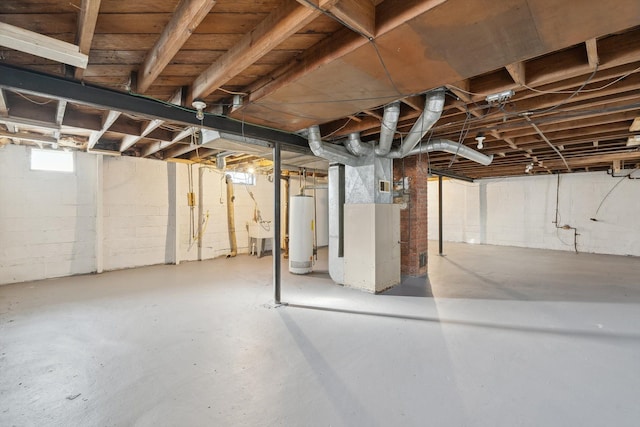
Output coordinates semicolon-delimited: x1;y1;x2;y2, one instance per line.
0;0;639;178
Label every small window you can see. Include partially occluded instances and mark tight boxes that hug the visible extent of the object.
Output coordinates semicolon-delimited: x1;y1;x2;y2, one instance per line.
31;148;74;173
227;171;255;185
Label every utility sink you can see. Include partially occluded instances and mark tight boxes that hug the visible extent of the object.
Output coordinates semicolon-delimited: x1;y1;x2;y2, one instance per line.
247;221;273;239
247;221;273;258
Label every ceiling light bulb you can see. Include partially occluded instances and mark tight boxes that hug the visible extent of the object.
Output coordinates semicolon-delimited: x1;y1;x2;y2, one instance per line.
475;132;486;150
191;99;207;121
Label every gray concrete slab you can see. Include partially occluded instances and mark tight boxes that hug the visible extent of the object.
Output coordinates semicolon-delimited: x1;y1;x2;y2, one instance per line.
1;242;639;426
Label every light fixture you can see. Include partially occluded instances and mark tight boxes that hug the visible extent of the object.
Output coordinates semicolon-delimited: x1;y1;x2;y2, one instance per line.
475;132;486;149
486;89;514;104
191;98;207;121
525;162;534;173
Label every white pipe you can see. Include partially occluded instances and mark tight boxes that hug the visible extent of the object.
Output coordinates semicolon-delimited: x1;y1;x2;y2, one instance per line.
375;102;401;156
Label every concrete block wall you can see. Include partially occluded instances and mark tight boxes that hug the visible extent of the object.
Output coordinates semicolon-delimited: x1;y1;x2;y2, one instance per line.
0;145;97;284
103;156;177;270
428;172;640;256
0;144;331;285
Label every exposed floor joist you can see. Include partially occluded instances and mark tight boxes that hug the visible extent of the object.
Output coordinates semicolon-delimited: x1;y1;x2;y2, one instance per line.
137;0;215;93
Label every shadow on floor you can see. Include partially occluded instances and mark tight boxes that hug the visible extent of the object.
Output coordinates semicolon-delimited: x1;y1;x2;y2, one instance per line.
284;303;640;343
431;254;640;303
381;275;433;297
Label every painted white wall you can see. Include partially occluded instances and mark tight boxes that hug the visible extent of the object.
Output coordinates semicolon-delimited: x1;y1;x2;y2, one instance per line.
0;145;97;284
102;156;177;270
0;145;330;284
428;172;640;256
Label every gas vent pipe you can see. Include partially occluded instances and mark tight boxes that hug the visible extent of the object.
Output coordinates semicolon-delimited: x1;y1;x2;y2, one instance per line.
225;174;237;257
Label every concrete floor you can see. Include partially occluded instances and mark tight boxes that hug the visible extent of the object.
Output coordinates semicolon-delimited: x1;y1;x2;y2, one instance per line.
1;242;639;427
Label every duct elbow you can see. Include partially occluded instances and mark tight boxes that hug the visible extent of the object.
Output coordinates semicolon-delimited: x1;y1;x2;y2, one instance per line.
480;154;494;166
345;132;373;156
308;125;324;157
307;125;361;166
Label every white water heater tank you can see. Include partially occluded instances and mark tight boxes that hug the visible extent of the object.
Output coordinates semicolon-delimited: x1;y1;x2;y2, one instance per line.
289;195;314;274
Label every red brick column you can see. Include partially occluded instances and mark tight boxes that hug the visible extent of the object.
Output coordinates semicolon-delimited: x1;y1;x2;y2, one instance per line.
394;156;429;276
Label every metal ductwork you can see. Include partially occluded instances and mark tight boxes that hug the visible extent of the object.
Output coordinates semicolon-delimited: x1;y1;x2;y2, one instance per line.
394;139;493;165
308;125;362;167
375;102;401;156
387;87;446;158
344;132;373;157
305;87;490;166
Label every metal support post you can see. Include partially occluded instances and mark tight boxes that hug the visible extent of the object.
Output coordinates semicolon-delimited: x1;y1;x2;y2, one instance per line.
438;174;444;256
273;141;282;304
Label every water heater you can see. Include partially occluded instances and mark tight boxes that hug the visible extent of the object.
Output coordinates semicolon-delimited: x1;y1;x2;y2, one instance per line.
289;195;314;274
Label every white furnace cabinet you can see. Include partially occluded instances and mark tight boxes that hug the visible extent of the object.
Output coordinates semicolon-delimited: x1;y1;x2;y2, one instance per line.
344;203;400;293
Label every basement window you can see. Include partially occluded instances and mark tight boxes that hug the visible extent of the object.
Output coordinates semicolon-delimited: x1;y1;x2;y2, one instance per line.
30;148;74;173
227;170;255;185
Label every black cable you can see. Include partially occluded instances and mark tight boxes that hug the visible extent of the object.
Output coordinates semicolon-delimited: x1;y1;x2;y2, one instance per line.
590;167;639;221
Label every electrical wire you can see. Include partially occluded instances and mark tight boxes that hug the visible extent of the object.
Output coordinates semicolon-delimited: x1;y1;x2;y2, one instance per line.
554;174;579;253
522;64;640;95
13;91;53;105
447;109;472;168
524;115;571;172
217;87;248;96
530;64;599;115
590;167;639;221
324;117;354;138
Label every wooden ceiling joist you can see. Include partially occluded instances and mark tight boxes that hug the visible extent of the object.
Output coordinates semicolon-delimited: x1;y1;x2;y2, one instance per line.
74;0;102;79
0;22;88;69
324;0;376;39
137;0;216;94
0;89;9;118
119;89;183;152
189;0;337;102
88;110;120;149
505;61;526;86
585;38;599;69
0;130;57;144
54;100;67;141
245;0;447;105
141;126;196;158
